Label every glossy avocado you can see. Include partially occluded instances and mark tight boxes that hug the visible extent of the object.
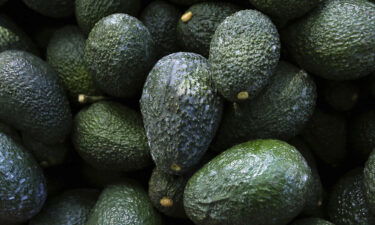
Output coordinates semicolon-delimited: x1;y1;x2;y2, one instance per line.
349;110;375;159
22;0;74;18
364;149;375;214
290;218;334;225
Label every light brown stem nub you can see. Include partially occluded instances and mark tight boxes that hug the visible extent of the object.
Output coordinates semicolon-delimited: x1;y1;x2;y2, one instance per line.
78;94;107;104
237;91;249;100
171;163;182;172
181;11;193;22
160;197;174;207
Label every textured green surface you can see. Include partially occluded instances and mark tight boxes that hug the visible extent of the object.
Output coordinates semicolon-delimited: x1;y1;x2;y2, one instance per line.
282;0;375;80
22;0;74;18
0;133;46;224
349;110;375;159
184;139;312;225
212;61;316;152
140;52;223;174
323;81;359;111
177;2;241;57
0;50;72;145
85;13;156;98
209;9;280;102
291;218;335;225
73;101;151;172
47;26;100;103
328;168;375;225
29;189;99;225
75;0;141;34
86;181;163;225
364;150;375;214
140;0;180;57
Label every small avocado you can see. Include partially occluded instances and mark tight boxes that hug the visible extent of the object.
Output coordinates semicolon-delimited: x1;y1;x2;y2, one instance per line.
364;149;375;214
22;0;74;18
290;218;335;225
322;80;359;111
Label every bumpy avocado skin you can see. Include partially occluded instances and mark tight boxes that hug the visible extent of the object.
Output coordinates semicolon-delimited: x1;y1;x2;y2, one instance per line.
47;26;100;103
140;52;223;174
29;189;99;225
177;2;241;57
73;101;151;172
291;218;335;225
140;0;180;57
0;50;72;145
0;133;47;224
349;110;375;159
22;0;74;18
282;0;375;80
364;150;375;214
209;9;280;102
328;168;375;225
184;139;312;225
212;61;316;152
86;181;163;225
323;80;359;111
85;13;156;98
75;0;141;34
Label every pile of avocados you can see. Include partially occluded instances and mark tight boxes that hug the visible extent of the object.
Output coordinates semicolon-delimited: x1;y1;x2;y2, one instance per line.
0;0;374;224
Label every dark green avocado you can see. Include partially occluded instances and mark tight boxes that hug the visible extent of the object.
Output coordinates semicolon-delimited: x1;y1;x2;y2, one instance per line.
290;218;335;225
282;0;375;80
140;52;223;174
86;181;163;225
349;110;375;159
85;13;156;98
209;9;280;102
0;50;72;145
364;149;375;214
0;133;47;224
177;2;241;57
22;0;74;18
29;189;99;225
322;80;359;111
184;139;312;225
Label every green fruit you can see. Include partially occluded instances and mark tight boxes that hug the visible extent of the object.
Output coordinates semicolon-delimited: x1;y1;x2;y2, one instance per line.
0;50;72;145
349;110;375;159
282;0;375;80
184;139;312;225
73;101;151;172
85;13;156;98
364;149;375;214
209;9;280;102
140;52;223;174
0;133;47;224
22;0;74;18
290;218;335;225
323;80;359;111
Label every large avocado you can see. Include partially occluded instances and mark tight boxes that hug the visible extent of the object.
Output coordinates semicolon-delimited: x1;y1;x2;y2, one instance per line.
22;0;74;18
140;52;223;174
0;50;72;145
209;9;280;102
364;149;375;214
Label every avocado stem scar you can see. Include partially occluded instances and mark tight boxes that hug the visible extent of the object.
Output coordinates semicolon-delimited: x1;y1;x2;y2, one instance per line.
171;163;182;172
160;197;174;207
237;91;249;100
181;11;193;22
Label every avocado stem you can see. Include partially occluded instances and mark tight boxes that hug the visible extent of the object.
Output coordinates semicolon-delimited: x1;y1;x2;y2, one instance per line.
181;11;193;22
160;197;174;207
237;91;249;100
78;94;108;104
170;163;182;172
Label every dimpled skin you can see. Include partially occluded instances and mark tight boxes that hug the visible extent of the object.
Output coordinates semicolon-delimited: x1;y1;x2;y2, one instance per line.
365;150;375;214
177;2;241;57
86;181;163;225
75;0;141;34
209;10;280;102
212;61;316;152
47;26;100;103
140;0;180;57
282;0;375;80
328;168;375;225
184;139;312;225
291;218;335;225
85;14;156;98
29;189;99;225
72;101;151;172
140;52;223;174
22;0;74;18
0;133;47;224
349;110;375;159
0;50;72;145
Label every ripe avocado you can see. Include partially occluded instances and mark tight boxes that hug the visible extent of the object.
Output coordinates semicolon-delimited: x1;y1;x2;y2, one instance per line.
22;0;74;18
184;139;312;225
86;181;163;225
323;80;359;111
140;52;223;174
75;0;141;34
290;218;334;225
282;0;375;80
0;133;47;224
349;110;375;159
85;13;156;98
0;50;72;145
364;149;375;214
29;189;99;225
177;2;241;57
72;101;152;172
209;9;280;102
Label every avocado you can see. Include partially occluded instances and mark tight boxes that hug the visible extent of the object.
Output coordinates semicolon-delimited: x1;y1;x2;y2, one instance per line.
75;0;141;34
81;164;125;188
328;168;375;225
73;101;152;172
290;218;334;225
168;0;205;6
0;133;47;224
0;50;72;145
140;0;180;57
140;52;223;174
85;13;156;98
323;80;359;111
22;0;74;18
86;181;163;225
47;26;100;104
184;139;312;225
177;2;241;57
211;61;316;152
364;149;375;214
209;9;280;102
282;0;375;80
29;189;99;225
